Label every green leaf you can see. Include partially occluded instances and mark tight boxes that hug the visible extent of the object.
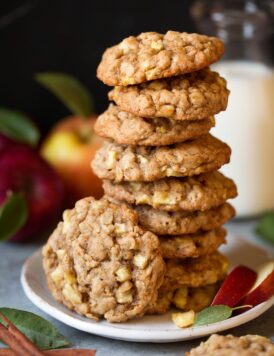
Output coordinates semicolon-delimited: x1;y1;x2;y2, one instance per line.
256;211;274;244
194;305;232;326
0;193;28;242
0;308;70;350
194;305;252;326
0;108;40;146
35;72;93;118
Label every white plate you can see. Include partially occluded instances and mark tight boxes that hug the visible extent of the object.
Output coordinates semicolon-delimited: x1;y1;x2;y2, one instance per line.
21;235;274;343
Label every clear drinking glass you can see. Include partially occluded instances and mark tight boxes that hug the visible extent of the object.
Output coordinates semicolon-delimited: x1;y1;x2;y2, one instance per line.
191;0;274;217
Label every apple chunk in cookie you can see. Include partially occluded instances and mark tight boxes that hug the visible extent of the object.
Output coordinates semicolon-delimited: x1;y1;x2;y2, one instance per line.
43;197;165;323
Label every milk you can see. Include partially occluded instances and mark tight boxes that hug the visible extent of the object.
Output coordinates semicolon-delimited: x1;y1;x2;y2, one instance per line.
212;61;274;217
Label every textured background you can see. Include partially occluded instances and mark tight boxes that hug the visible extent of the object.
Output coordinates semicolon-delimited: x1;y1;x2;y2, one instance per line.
0;0;194;131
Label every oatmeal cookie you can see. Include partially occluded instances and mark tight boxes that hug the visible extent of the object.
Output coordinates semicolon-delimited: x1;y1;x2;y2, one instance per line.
166;251;227;287
95;104;214;146
103;171;237;212
109;69;229;120
43;197;165;323
159;227;226;259
149;283;219;315
92;134;231;182
135;203;235;235
97;31;224;86
187;334;274;356
173;283;220;313
147;252;227;314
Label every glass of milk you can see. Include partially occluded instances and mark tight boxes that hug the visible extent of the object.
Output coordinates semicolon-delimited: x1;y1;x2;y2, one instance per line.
191;0;274;217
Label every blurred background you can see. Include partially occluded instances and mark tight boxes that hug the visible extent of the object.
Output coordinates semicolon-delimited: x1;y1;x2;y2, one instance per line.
0;0;196;132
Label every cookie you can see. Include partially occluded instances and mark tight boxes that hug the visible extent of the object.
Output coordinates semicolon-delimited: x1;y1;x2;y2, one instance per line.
97;31;224;86
159;227;226;259
150;283;219;315
43;197;165;323
109;69;229;121
146;288;175;315
147;252;227;314
95;104;214;146
103;171;237;212
166;251;228;287
135;203;235;235
92;134;231;182
173;283;220;313
187;334;274;356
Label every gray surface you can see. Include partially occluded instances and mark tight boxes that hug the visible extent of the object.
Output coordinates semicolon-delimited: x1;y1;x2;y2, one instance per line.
0;220;273;355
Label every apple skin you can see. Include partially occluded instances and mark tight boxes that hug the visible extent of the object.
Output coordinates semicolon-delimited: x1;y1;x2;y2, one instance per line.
211;265;257;307
41;116;103;207
0;134;64;242
0;133;17;151
238;265;274;309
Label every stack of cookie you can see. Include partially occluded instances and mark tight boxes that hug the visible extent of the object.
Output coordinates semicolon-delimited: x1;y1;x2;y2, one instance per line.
92;31;237;314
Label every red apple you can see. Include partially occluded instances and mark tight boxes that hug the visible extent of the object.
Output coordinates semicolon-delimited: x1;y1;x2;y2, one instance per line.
0;134;64;242
0;133;19;151
211;265;257;307
238;262;274;308
41;116;103;207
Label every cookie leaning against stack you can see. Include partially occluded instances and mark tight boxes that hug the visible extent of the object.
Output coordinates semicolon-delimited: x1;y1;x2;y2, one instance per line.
43;196;165;322
93;30;237;317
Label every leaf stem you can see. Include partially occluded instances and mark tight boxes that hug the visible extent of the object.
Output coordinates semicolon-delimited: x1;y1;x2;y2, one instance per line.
232;305;252;311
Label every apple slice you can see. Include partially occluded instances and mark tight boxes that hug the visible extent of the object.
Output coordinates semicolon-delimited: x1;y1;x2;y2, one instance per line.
238;261;274;308
211;265;257;307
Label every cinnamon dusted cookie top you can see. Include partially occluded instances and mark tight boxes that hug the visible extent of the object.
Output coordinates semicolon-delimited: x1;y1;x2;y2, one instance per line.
42;197;165;323
97;31;224;86
147;252;227;315
135;203;235;235
187;334;274;356
109;69;229;120
92;134;231;182
159;227;226;259
103;171;237;212
95;104;214;146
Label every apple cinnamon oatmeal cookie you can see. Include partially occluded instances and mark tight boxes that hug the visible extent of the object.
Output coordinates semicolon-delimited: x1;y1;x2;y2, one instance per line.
159;227;226;259
43;197;165;323
147;252;228;314
103;171;237;212
187;334;274;356
95;104;214;146
109;69;229;121
97;31;224;86
92;134;231;182
173;283;220;313
149;283;220;315
135;203;235;235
